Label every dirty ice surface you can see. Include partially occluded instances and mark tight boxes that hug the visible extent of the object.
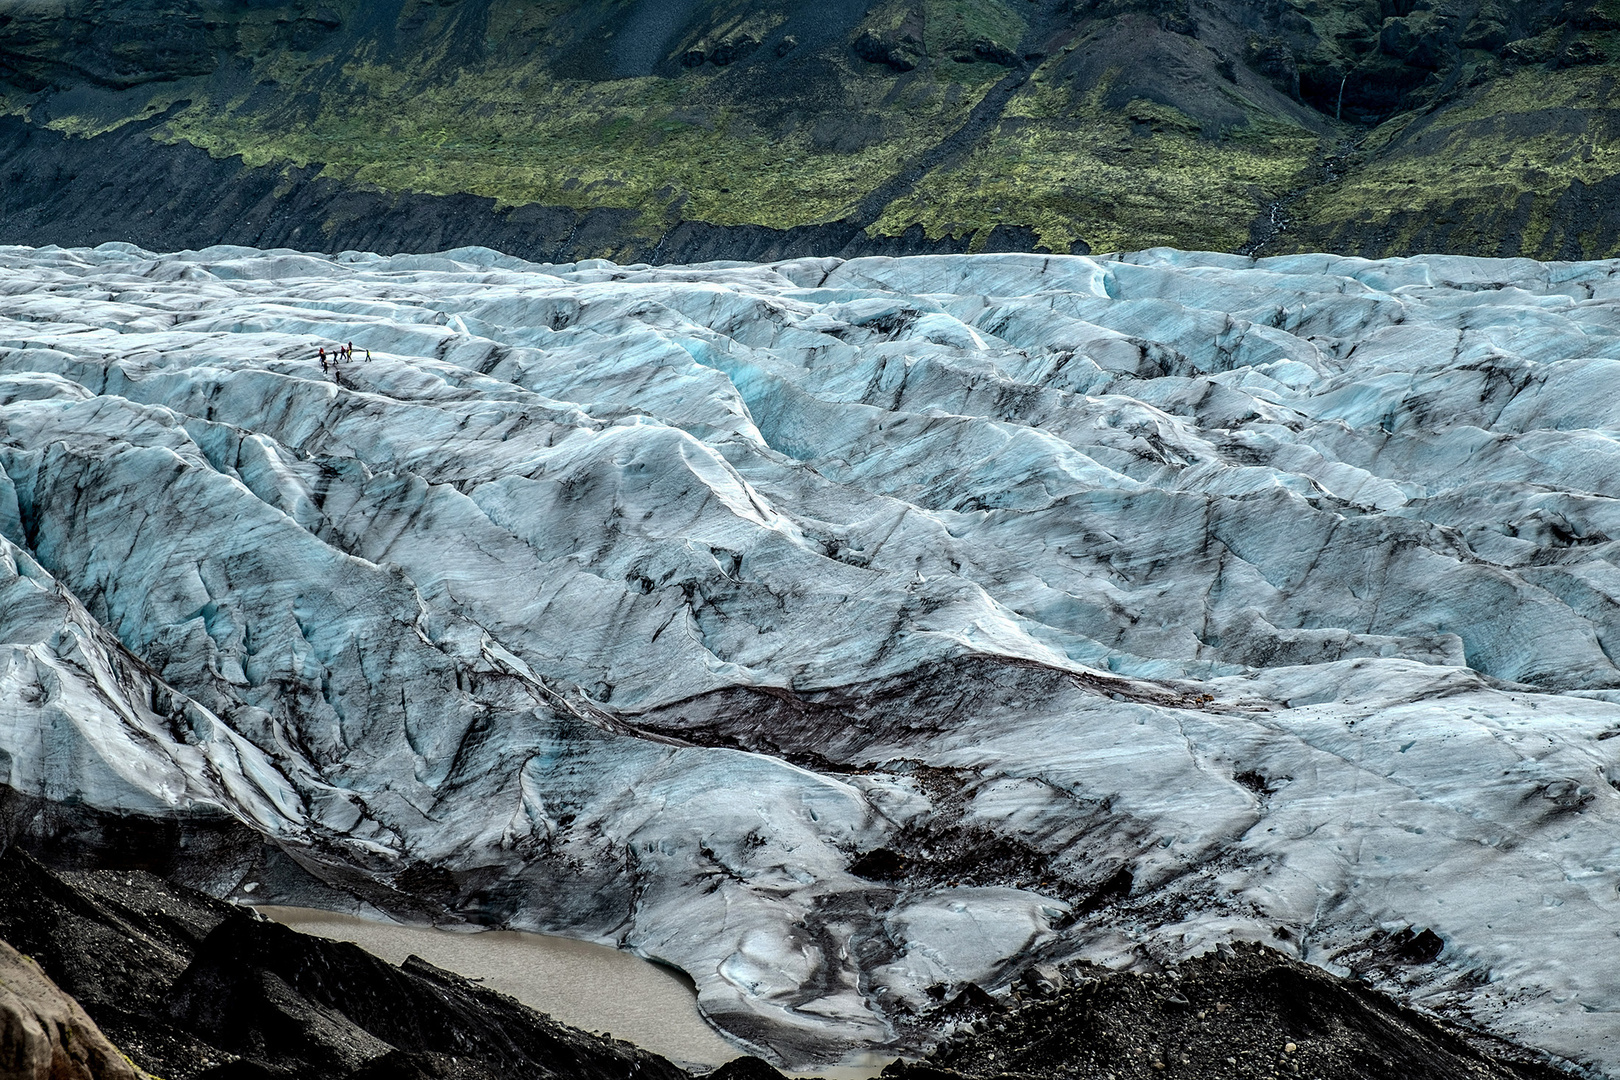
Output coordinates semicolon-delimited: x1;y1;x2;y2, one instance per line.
2;243;1619;1073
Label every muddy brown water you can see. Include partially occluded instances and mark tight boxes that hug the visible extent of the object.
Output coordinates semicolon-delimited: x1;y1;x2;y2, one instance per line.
256;906;885;1079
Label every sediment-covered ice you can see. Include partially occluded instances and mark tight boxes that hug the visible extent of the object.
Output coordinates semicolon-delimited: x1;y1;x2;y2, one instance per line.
2;242;1619;1072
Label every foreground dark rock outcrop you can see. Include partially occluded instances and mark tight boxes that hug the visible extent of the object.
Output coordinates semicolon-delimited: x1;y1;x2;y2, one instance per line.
0;938;148;1080
0;846;1575;1080
886;944;1570;1080
0;848;692;1080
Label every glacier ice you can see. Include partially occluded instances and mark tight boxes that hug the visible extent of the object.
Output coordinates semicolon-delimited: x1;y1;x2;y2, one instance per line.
2;242;1620;1071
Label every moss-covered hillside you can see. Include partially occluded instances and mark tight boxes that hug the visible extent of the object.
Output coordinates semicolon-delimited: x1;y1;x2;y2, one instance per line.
1;0;1617;259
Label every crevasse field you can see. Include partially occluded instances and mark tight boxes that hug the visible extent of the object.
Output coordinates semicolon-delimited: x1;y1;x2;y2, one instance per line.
2;244;1619;1072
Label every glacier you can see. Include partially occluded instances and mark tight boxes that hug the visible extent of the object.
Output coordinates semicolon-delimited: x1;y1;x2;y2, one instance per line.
1;242;1619;1072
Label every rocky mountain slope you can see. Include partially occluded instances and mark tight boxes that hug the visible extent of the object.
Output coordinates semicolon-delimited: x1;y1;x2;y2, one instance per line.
0;0;1617;260
1;243;1619;1074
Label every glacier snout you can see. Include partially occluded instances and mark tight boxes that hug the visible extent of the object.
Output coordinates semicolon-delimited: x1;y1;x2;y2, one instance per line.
1;244;1619;1071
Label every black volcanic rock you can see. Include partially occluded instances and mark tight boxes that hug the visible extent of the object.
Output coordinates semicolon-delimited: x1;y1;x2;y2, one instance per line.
893;944;1568;1080
167;912;691;1080
969;39;1018;67
1244;37;1300;100
0;849;690;1080
0;0;217;91
708;1056;792;1080
853;26;925;72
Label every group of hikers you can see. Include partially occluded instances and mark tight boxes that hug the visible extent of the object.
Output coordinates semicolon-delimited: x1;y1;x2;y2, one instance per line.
318;341;371;372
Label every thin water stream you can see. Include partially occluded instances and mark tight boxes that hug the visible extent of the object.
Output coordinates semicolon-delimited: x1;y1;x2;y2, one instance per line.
257;907;885;1079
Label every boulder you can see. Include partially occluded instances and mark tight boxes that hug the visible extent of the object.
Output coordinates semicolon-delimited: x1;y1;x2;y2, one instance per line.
853;12;927;73
0;938;146;1080
970;38;1018;66
1245;36;1299;98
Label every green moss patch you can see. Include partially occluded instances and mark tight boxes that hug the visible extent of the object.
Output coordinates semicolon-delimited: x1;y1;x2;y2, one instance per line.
873;83;1320;254
1284;67;1620;258
157;54;997;236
